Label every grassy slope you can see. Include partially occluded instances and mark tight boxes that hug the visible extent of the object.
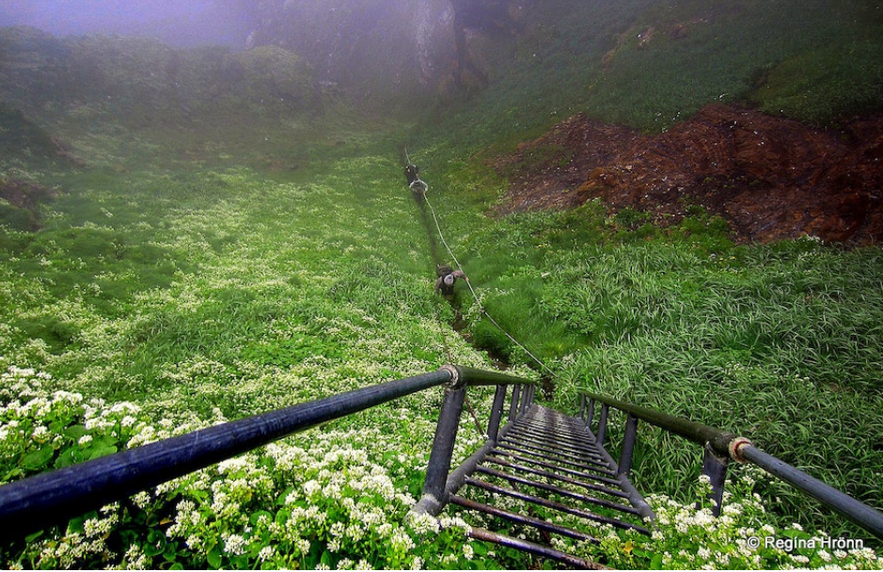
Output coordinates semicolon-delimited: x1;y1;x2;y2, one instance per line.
431;0;883;149
410;0;883;543
2;0;883;565
1;109;535;567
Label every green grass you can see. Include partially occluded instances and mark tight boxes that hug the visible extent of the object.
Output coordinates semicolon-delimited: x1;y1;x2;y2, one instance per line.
2;0;883;566
427;156;883;542
422;0;883;145
0;120;523;568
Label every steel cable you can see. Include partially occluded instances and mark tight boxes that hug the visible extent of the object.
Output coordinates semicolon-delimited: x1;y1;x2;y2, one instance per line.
416;176;555;378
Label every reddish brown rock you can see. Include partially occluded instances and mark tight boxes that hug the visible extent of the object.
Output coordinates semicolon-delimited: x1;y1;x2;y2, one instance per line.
492;104;883;244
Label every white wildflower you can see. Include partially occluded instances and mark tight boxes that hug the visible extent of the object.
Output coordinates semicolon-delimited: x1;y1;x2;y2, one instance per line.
131;491;151;509
697;547;711;560
258;545;274;562
223;533;246;555
303;479;321;496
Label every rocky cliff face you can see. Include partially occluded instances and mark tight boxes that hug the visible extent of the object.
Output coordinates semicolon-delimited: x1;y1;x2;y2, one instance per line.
239;0;524;102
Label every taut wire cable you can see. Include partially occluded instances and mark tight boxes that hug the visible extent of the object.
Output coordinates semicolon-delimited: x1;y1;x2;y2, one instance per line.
409;165;555;378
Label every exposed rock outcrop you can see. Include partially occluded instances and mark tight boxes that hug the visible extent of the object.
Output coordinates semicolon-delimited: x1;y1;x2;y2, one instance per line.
240;0;523;101
493;104;883;244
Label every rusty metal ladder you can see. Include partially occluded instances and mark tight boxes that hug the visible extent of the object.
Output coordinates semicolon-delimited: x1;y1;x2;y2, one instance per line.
410;370;883;567
450;404;653;567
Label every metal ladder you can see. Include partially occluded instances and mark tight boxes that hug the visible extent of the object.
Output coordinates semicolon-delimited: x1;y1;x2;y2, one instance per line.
444;403;654;568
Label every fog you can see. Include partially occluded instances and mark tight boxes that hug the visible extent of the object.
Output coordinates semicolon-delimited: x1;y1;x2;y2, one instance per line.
0;0;255;48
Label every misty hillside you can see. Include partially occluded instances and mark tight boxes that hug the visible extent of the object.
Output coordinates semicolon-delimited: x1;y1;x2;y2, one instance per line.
1;0;883;570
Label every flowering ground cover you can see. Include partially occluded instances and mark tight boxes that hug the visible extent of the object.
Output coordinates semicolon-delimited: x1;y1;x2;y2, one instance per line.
0;141;519;568
0;116;881;569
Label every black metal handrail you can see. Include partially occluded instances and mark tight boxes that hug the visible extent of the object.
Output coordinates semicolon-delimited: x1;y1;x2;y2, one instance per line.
578;391;883;540
0;365;535;543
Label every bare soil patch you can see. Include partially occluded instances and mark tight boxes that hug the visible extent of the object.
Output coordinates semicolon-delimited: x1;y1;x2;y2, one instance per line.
492;104;883;244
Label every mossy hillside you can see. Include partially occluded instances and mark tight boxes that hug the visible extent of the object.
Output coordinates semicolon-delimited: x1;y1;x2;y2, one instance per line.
428;0;883;152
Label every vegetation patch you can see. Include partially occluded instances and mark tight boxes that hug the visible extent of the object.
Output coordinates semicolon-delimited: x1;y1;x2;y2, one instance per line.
2;0;883;567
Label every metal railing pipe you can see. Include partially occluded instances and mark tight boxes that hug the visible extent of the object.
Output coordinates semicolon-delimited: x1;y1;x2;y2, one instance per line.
737;444;883;540
452;365;536;388
0;368;454;542
580;391;737;456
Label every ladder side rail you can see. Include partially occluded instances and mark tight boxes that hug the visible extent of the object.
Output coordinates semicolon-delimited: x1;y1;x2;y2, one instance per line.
578;390;883;540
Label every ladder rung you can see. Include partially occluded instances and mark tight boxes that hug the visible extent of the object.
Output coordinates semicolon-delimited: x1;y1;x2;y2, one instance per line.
467;526;605;569
503;429;606;461
464;477;650;534
476;465;642;516
483;455;630;499
450;494;598;542
490;449;621;485
495;442;616;474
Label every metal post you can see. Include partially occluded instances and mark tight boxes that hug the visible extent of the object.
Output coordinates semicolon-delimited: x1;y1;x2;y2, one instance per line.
597;404;609;447
509;385;522;420
520;386;532;414
700;443;729;517
617;414;639;477
416;387;467;515
586;398;595;429
487;385;508;442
